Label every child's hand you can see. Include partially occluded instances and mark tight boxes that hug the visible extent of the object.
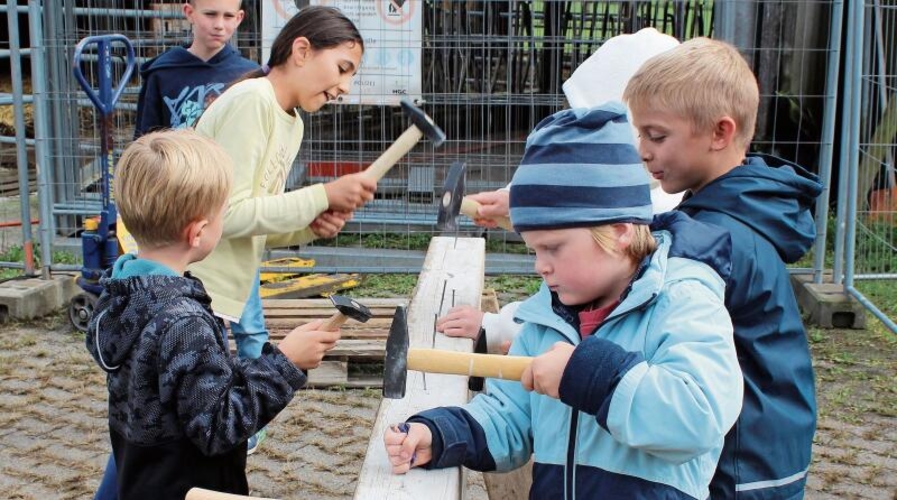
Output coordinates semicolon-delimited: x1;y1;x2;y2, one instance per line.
521;342;575;399
384;422;433;474
277;319;341;370
436;305;485;340
323;173;376;212
310;210;351;239
468;190;509;228
500;340;512;355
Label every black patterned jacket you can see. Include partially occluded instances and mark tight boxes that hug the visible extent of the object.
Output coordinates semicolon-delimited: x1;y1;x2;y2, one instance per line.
86;265;306;499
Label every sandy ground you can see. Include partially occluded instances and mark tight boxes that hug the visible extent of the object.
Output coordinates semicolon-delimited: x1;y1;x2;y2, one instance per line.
0;312;894;499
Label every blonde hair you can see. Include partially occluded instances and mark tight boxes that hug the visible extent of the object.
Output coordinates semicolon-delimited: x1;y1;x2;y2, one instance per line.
114;129;232;248
590;224;657;265
623;37;759;149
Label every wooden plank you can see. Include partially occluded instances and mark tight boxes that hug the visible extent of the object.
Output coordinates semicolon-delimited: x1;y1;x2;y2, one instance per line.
307;359;349;386
354;236;485;500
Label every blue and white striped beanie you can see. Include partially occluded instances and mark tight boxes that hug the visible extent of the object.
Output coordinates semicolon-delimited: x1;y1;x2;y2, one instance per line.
509;102;652;232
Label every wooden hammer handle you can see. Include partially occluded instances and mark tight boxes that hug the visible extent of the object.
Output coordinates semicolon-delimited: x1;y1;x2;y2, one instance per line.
460;197;513;231
363;125;424;181
185;488;279;500
407;348;531;381
320;311;349;331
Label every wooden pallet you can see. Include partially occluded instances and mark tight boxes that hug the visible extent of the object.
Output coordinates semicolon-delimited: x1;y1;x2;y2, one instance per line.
0;168;36;197
226;298;407;388
230;293;501;388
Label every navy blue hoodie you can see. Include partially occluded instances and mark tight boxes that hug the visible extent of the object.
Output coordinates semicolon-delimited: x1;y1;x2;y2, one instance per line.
678;153;823;500
134;45;258;138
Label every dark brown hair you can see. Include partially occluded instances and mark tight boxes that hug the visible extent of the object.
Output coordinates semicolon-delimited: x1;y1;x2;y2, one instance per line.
246;5;363;79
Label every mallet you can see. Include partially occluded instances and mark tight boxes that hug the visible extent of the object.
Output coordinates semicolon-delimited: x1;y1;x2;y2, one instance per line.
382;305;532;399
363;98;446;182
320;295;373;331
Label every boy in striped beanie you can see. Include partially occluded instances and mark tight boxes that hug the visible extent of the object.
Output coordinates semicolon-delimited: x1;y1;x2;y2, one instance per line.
385;103;744;499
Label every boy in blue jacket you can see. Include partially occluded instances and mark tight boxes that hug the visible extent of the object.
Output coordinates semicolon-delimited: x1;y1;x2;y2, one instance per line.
385;104;744;499
134;0;257;138
624;38;823;499
86;130;339;499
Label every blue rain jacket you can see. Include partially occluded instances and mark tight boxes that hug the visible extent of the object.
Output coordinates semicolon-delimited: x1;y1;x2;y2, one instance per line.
411;212;743;499
678;154;822;499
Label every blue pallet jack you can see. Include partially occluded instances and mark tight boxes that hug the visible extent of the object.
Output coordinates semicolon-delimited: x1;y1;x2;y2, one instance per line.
68;35;135;332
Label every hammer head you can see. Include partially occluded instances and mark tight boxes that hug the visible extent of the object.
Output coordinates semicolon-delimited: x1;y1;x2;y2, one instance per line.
435;161;466;232
329;295;372;323
401;98;446;148
382;304;409;399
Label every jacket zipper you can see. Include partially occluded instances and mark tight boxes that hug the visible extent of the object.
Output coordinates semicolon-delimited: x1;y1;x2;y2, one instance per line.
560;292;658;499
565;409;579;500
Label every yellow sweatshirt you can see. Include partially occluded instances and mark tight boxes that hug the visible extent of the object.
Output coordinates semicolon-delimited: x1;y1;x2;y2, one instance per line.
189;77;329;319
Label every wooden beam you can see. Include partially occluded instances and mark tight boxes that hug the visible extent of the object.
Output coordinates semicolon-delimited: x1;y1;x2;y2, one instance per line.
354;236;485;499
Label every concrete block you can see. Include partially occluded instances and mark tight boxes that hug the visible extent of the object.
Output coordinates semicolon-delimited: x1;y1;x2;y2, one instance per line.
790;274;866;329
0;274;79;323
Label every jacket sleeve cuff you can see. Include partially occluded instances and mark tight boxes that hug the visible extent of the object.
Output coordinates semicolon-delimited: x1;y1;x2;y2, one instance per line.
306;183;330;213
261;342;307;390
558;336;644;429
409;407;497;472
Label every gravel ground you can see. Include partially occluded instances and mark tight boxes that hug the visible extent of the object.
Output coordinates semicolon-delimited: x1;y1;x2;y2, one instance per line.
0;311;894;499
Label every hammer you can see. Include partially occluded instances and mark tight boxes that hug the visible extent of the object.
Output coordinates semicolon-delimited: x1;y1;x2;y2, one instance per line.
435;161;513;232
383;305;531;399
363;98;446;182
320;295;373;331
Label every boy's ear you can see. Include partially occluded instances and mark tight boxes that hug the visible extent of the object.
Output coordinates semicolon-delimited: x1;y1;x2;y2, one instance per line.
182;2;194;21
184;218;210;249
711;116;738;151
292;37;312;65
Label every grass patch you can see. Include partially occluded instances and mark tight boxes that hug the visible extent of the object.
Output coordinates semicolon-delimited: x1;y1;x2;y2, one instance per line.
346;274;417;298
344;273;541;304
0;244;79;279
810;319;897;421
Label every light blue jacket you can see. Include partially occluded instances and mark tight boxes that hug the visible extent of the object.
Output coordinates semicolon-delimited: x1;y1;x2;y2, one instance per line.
411;212;743;499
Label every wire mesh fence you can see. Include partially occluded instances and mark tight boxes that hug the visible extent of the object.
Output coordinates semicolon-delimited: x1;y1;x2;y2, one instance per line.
1;0;865;284
842;0;896;332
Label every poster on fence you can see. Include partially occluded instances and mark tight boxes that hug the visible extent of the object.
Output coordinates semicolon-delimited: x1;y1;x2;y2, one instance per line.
262;0;422;105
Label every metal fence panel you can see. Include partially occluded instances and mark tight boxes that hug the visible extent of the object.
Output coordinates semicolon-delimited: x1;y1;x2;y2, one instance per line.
4;1;842;276
843;0;897;333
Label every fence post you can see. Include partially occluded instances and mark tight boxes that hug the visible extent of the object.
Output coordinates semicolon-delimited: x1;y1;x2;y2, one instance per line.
7;0;36;276
812;0;845;284
28;0;53;279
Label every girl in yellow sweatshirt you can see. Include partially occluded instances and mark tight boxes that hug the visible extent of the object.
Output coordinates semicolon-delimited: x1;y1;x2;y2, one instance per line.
190;6;375;363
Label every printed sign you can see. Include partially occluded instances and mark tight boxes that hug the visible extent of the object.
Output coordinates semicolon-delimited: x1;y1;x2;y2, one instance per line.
263;0;422;105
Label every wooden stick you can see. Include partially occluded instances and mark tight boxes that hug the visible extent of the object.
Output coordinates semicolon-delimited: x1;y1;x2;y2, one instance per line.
185;488;278;500
363;126;424;181
320;311;349;331
407;348;530;381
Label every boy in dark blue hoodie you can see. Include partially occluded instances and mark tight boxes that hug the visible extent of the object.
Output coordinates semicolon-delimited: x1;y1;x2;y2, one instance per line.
134;0;257;138
624;38;823;500
86;130;340;499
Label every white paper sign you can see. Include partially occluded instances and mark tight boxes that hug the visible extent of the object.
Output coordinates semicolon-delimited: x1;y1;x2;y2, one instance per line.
262;0;422;105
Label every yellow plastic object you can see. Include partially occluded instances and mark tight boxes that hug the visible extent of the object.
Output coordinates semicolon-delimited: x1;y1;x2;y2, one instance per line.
259;257;316;283
83;218;99;231
259;273;361;299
